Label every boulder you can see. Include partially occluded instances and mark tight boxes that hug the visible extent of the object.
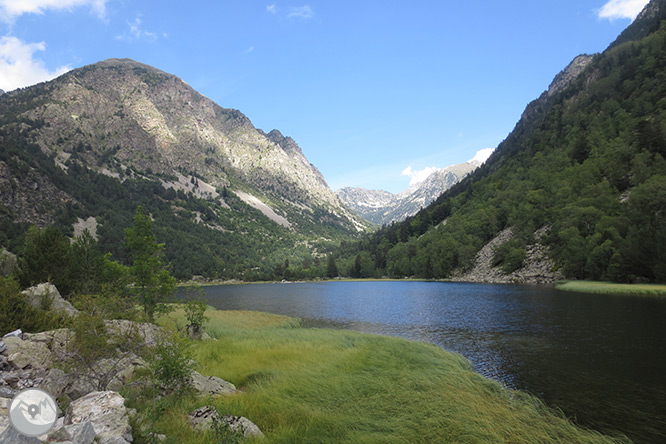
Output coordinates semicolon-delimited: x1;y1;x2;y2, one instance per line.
190;371;237;396
0;341;6;354
47;421;96;444
3;329;22;339
0;426;43;444
188;405;219;432
23;328;73;357
22;283;78;317
64;391;133;444
104;320;161;347
40;368;72;399
2;336;52;370
219;415;264;438
188;407;264;438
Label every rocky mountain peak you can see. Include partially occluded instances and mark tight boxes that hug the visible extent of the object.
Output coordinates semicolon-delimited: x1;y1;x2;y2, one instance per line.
547;54;595;97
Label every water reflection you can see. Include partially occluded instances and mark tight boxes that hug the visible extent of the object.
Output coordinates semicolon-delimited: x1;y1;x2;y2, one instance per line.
186;281;666;444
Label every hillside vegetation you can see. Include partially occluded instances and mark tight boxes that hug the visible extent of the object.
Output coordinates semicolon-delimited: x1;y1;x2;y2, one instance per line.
336;10;666;283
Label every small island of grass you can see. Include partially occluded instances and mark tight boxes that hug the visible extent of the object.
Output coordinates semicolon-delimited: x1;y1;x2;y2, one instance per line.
555;280;666;297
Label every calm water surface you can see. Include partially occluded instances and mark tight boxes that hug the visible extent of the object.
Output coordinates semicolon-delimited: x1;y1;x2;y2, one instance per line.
187;281;666;443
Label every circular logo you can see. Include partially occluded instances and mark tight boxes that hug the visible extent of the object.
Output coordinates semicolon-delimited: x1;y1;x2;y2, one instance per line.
9;388;58;437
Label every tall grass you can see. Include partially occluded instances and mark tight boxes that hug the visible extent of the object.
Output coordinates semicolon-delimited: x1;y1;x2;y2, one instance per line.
155;308;629;444
555;280;666;297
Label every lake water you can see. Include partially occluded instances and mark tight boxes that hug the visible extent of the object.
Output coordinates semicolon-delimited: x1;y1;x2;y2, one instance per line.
186;281;666;444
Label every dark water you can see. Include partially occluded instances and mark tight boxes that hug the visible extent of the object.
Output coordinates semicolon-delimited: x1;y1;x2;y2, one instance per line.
185;281;666;443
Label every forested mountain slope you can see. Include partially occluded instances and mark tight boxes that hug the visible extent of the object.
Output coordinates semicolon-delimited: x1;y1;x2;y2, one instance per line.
339;0;666;283
0;59;367;280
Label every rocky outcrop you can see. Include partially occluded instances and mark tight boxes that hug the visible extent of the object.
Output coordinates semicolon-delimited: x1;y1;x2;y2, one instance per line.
547;54;595;97
0;249;16;277
65;391;133;444
22;284;78;317
452;227;564;285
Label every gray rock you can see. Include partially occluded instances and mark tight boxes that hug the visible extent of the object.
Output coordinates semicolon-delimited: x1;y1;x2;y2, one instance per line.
48;421;96;444
3;329;22;339
40;368;71;399
3;336;52;370
190;371;237;396
0;341;6;354
22;283;78;317
0;248;16;277
0;426;43;444
219;415;264;438
188;405;219;432
0;387;14;399
64;391;133;444
23;329;73;356
104;320;161;347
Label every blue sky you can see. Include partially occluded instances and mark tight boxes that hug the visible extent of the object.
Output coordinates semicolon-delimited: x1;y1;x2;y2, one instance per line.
0;0;649;193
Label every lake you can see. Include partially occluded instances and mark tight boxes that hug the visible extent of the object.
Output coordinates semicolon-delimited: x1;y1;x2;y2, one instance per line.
184;281;666;444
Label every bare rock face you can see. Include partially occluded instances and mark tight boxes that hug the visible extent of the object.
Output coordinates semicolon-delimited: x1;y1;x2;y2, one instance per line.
22;284;79;317
547;54;595;97
64;391;133;444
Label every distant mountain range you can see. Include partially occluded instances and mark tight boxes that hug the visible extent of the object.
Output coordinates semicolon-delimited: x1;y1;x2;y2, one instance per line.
337;159;482;225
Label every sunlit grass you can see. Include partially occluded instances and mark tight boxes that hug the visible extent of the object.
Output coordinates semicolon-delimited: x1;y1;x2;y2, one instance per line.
153;307;628;444
555;280;666;297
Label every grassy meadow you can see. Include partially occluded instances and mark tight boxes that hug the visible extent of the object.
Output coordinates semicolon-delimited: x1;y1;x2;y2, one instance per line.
152;307;629;444
555;280;666;297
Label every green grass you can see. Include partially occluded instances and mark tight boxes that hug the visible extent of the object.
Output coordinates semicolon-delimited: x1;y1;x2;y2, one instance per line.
555;280;666;297
153;308;629;444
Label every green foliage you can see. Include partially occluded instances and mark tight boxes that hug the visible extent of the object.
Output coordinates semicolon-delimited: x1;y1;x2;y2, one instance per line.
125;206;177;321
17;226;72;294
70;229;105;294
211;415;242;444
148;330;194;394
183;286;209;335
336;22;666;284
492;240;527;274
326;254;339;278
0;277;70;334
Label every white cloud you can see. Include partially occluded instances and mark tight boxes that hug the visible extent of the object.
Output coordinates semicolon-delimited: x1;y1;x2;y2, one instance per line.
288;5;314;19
401;165;440;186
116;17;160;43
0;0;107;22
469;148;494;164
0;36;70;91
598;0;649;21
266;4;277;15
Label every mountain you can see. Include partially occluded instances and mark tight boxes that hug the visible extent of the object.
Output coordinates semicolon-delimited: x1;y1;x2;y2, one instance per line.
338;0;666;286
0;58;367;279
337;160;479;225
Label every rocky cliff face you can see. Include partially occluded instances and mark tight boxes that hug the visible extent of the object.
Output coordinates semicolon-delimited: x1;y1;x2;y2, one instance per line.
0;58;363;232
337;161;478;225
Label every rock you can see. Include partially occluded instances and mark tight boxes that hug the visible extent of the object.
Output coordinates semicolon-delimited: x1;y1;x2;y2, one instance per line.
22;283;78;317
64;391;133;444
190;371;237;396
0;341;6;354
48;421;96;444
3;329;22;339
104;320;161;347
0;248;17;277
40;368;71;399
188;405;219;432
0;426;43;444
0;387;14;398
23;329;73;357
188;407;264;438
3;336;52;370
219;415;264;438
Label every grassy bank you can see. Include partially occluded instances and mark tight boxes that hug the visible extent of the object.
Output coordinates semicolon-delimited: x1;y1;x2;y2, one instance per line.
555;280;666;297
155;308;628;444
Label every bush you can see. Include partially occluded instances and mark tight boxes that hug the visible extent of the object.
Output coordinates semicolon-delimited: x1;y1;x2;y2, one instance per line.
148;330;194;394
0;277;70;334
